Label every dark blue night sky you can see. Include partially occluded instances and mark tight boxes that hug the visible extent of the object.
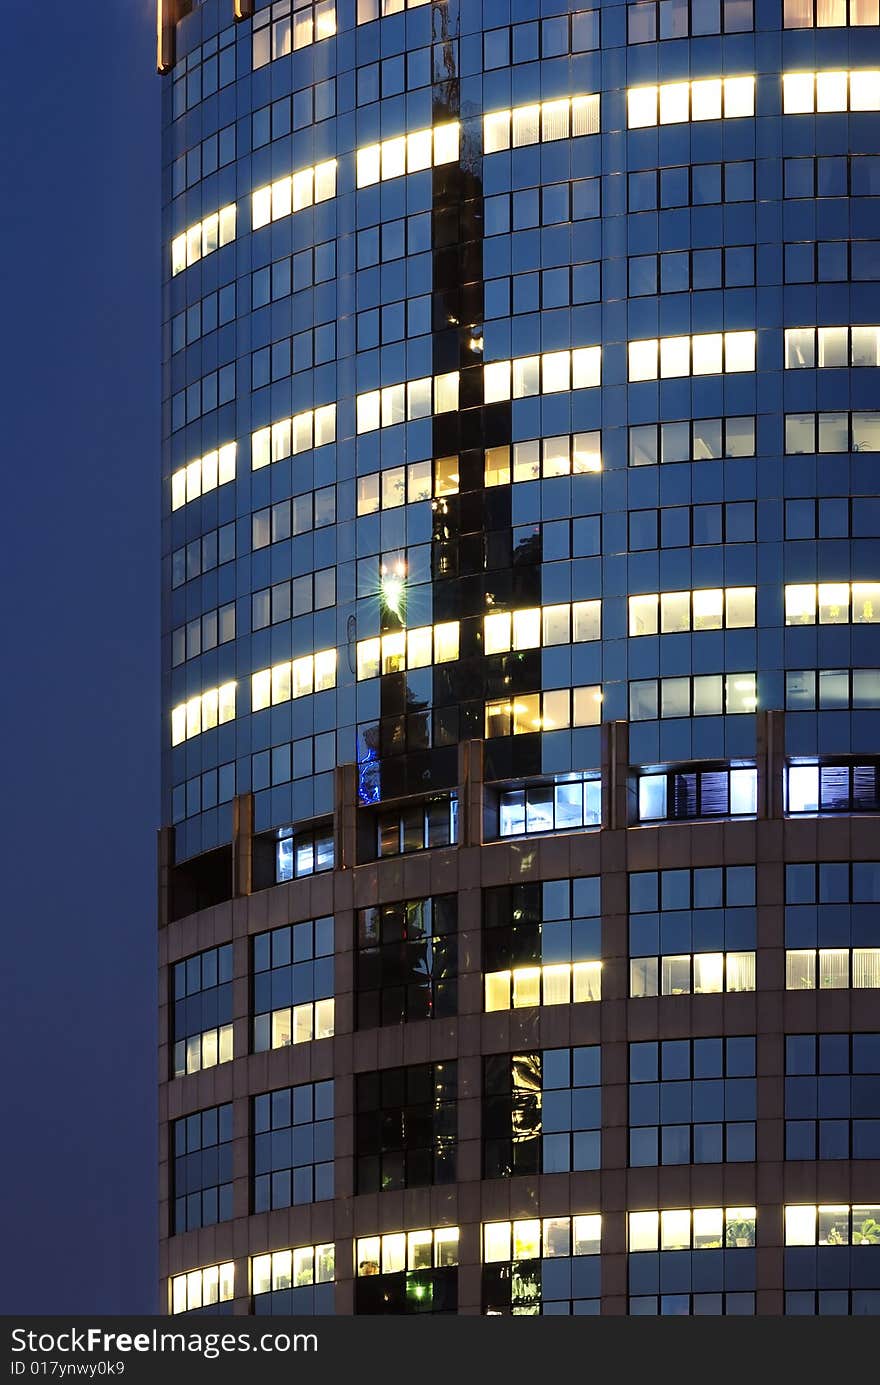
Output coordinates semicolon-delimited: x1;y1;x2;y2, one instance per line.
0;2;159;1312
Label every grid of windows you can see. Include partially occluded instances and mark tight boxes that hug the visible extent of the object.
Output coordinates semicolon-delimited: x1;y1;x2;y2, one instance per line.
356;895;456;1029
497;777;601;839
252;1244;335;1317
482;878;601;1012
483;1216;602;1315
355;1061;456;1193
483;1049;601;1179
172;945;233;1078
172;1104;233;1233
252;1081;334;1211
786;1034;880;1160
630;1039;756;1167
784;1205;880;1315
355;1229;459;1315
252;918;334;1052
628;1208;756;1315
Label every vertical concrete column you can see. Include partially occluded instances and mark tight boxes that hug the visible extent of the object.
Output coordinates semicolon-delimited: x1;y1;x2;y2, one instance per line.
601;719;630;832
335;762;359;871
157;825;173;931
459;738;484;848
231;791;254;898
756;708;785;820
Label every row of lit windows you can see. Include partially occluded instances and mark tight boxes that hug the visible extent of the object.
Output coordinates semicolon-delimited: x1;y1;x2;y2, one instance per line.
785;583;880;625
785;0;880;23
629;1208;755;1252
785;1205;880;1244
169;1201;879;1307
786;949;880;989
356;1228;459;1276
356;457;459;514
252;0;336;68
630;951;756;997
251;651;337;711
251;159;337;230
485;602;602;654
252;1244;335;1295
484;348;601;402
173;1025;233;1078
255;999;335;1051
171;206;235;275
485;962;602;1012
629;331;755;381
785;326;880;369
628;76;755;128
251;406;336;469
355;624;459;681
629;587;755;637
355;373;458;433
170;443;235;511
171;685;236;746
355;124;459;187
483;1216;602;1263
485;686;603;737
483;96;600;154
783;70;880;114
485;433;602;486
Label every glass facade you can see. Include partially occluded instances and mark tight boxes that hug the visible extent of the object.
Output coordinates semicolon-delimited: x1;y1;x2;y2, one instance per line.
159;0;880;1317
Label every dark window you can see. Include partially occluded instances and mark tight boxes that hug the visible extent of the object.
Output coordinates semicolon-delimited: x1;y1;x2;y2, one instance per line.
356;895;457;1029
356;1062;457;1192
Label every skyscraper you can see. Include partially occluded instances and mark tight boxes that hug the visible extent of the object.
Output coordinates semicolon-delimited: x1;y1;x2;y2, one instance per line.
158;0;880;1317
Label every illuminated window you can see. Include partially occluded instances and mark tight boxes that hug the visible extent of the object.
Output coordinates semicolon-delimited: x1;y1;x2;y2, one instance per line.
628;587;755;635
171;205;236;276
252;919;334;1052
251;1244;335;1307
496;777;601;838
170;1262;234;1315
483;94;600;153
483;1215;601;1262
170;683;236;746
251;651;337;710
784;0;879;21
171;443;236;511
356;374;459;433
784;1205;880;1245
356;458;460;514
785;582;880;624
483;348;601;402
355;1228;459;1306
630;951;755;997
628;330;755;380
251;405;336;470
628;1209;756;1252
628;76;754;127
253;0;336;67
782;69;880;112
355;123;460;188
251;159;336;231
357;0;430;20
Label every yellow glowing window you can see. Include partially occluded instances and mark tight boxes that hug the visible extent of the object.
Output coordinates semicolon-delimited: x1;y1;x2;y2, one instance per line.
785;584;817;625
629;593;659;636
172;442;236;511
629;338;658;381
484;611;512;655
692;332;723;376
433;622;459;663
172;206;236;275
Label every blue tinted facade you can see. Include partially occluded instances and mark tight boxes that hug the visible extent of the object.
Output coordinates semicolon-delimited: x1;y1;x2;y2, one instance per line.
159;0;880;1318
